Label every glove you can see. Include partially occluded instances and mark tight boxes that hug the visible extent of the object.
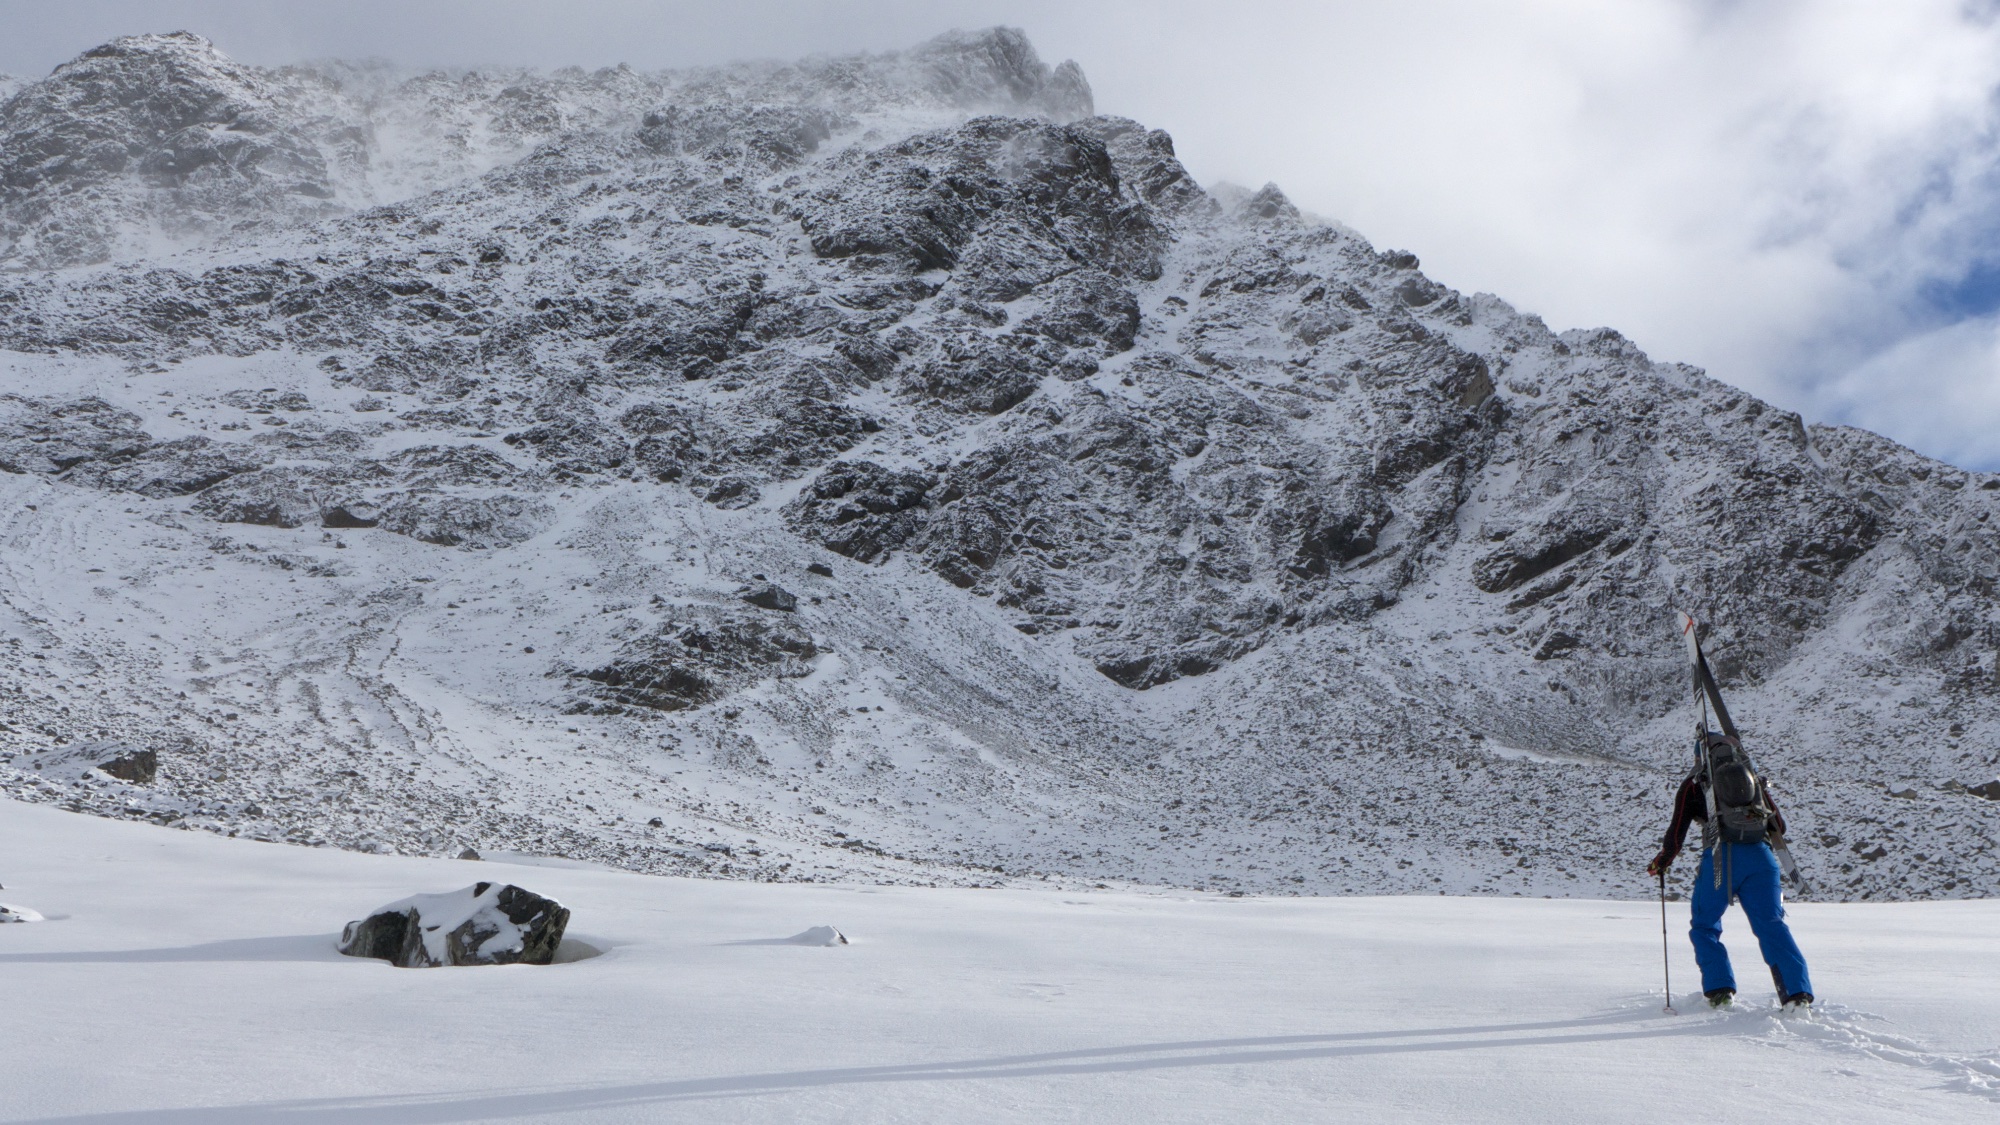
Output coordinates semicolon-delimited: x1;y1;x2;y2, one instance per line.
1646;854;1669;877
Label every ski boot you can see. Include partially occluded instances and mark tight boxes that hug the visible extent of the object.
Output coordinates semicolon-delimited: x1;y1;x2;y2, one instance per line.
1781;992;1814;1014
1704;988;1735;1009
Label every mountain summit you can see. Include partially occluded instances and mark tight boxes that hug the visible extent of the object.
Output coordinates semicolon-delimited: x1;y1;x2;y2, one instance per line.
0;27;1093;270
0;32;344;267
0;29;1994;901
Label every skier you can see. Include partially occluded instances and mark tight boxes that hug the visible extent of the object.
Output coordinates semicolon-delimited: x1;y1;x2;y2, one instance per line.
1648;731;1814;1010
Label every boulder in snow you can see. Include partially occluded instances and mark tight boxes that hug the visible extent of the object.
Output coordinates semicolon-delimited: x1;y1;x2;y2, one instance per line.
337;882;569;967
785;924;848;946
737;581;798;612
96;746;156;783
1;902;46;923
22;740;157;784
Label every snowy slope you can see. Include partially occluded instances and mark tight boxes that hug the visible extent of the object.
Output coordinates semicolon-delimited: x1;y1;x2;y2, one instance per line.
2;797;1997;1123
0;29;1996;901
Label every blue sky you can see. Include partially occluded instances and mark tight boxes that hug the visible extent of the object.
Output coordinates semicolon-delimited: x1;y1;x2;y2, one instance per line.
4;0;1999;470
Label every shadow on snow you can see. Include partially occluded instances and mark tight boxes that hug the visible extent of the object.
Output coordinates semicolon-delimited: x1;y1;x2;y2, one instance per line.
22;1010;1700;1123
0;933;341;963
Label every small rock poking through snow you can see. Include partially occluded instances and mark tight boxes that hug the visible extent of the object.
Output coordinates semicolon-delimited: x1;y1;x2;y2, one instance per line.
785;925;848;946
736;581;799;612
1;902;46;922
336;882;569;967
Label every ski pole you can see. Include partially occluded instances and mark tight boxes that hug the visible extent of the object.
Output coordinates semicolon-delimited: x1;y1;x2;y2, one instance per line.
1658;870;1677;1015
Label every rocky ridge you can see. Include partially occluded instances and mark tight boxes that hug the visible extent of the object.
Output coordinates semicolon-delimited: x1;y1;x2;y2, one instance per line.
0;29;1995;901
0;28;1093;270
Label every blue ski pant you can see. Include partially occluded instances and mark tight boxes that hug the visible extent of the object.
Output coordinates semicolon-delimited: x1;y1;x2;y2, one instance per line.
1690;842;1812;997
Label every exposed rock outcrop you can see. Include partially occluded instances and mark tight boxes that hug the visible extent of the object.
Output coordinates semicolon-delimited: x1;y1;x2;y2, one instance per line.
573;609;820;713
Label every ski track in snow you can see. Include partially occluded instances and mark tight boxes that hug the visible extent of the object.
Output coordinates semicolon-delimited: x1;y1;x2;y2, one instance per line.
1736;1003;2000;1102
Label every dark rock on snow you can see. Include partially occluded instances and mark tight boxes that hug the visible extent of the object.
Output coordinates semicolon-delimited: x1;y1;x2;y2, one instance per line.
737;582;799;612
95;747;157;783
784;461;933;563
337;882;569;967
573;609;820;713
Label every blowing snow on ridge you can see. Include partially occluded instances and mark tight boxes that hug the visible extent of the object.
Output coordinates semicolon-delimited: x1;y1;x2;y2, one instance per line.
0;27;1996;903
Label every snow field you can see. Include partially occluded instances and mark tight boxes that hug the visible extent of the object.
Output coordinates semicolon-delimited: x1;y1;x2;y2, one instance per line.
1;797;1995;1123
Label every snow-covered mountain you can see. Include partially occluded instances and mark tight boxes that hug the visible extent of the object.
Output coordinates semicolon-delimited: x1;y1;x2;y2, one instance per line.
0;29;1090;270
1;29;1995;902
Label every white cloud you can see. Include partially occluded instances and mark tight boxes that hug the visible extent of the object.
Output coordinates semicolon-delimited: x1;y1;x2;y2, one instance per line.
1822;315;2000;469
1046;0;2000;467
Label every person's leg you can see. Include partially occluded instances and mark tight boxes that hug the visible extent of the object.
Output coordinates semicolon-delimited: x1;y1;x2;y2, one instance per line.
1688;847;1735;994
1734;843;1813;998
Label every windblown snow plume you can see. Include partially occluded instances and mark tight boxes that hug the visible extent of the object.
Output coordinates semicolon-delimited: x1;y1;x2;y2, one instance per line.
0;28;1995;901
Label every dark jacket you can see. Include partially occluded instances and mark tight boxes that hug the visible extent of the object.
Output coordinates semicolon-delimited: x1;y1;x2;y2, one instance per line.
1651;773;1787;871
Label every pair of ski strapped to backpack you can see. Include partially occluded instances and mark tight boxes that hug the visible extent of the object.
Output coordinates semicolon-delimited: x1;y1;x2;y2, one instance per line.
1680;613;1810;895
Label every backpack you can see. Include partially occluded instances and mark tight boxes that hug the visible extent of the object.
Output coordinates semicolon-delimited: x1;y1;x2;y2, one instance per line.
1698;733;1771;845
